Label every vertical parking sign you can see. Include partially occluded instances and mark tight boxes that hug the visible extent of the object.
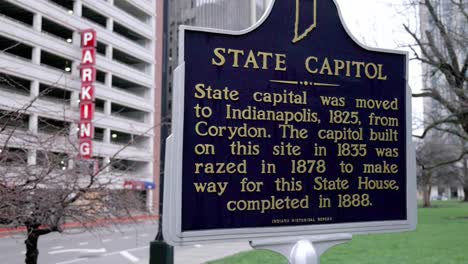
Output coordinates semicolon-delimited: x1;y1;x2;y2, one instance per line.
79;29;96;160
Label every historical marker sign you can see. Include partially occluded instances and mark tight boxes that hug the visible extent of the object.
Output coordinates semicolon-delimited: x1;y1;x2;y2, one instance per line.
163;0;416;245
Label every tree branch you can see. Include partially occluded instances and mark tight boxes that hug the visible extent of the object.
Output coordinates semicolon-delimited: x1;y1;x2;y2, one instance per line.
412;89;459;114
412;113;461;138
426;149;468;170
423;0;461;74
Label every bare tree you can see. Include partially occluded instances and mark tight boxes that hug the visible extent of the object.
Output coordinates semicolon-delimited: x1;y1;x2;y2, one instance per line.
415;138;463;207
405;0;467;134
0;74;151;264
403;0;467;201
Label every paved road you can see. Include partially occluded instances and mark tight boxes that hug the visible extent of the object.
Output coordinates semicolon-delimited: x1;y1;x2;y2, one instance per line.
0;222;252;264
1;222;156;264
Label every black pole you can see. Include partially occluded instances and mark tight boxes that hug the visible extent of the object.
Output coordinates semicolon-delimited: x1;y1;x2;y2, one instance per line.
149;0;173;262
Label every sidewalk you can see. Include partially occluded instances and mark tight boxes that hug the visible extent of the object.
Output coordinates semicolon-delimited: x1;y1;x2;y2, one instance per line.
140;241;252;264
0;215;158;238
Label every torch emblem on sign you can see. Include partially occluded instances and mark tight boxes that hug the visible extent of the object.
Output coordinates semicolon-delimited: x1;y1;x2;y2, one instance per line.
292;0;317;43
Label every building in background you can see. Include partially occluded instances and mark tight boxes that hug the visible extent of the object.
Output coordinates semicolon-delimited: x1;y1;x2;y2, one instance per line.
419;0;466;200
0;0;161;210
164;0;271;126
156;0;270;211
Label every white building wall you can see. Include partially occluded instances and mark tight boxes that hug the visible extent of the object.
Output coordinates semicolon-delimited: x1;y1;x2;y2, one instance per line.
0;0;157;209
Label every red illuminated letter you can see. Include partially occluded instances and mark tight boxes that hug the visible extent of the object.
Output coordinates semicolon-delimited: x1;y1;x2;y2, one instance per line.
81;29;96;47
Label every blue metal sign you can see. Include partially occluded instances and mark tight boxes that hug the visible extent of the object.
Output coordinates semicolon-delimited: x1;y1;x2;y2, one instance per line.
164;0;416;244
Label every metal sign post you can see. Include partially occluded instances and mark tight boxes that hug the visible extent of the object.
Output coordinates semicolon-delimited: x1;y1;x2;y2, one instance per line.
251;234;352;264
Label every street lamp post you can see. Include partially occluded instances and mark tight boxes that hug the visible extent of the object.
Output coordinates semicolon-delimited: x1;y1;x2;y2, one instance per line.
149;0;174;263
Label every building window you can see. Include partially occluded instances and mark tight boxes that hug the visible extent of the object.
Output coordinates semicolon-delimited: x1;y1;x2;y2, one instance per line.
47;0;74;12
82;5;107;27
0;110;29;131
37;117;70;135
112;48;148;72
36;151;69;169
111;158;137;172
0;1;34;27
40;50;73;73
96;41;107;56
0;35;33;61
113;21;148;47
113;0;150;23
112;75;148;97
95;98;105;113
94;127;105;142
39;83;71;103
111;103;147;123
110;129;150;148
96;70;106;84
0;72;31;95
41;17;74;43
0;147;28;166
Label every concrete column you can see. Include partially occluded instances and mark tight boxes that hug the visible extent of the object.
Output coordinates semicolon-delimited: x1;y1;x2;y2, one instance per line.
30;80;39;98
104;100;111;115
33;14;42;31
71;61;80;78
105;157;111;172
107;18;114;31
72;31;81;47
29;113;38;134
74;0;82;16
32;47;41;65
69;122;78;136
69;123;78;148
104;128;111;144
27;150;37;166
106;45;113;59
70;91;80;109
147;63;154;78
67;159;74;170
105;72;112;87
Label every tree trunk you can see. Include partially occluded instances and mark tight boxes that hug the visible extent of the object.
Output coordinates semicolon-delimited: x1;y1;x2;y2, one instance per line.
422;171;432;207
464;186;468;202
25;227;40;264
463;161;468;202
423;184;432;207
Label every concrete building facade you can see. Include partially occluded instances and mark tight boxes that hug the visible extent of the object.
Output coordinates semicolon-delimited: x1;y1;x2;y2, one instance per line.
0;0;161;210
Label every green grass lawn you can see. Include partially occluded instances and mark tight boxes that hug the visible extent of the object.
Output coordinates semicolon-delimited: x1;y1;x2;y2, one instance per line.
209;201;468;264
